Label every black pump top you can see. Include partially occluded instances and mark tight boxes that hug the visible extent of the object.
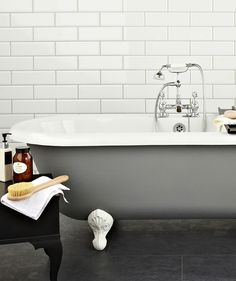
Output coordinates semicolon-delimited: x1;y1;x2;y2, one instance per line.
2;133;11;143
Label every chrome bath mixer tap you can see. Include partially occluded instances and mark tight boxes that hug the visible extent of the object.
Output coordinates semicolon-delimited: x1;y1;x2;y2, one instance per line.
154;63;205;130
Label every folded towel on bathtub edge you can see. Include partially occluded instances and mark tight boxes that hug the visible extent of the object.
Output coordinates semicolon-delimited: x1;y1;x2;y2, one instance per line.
213;115;236;132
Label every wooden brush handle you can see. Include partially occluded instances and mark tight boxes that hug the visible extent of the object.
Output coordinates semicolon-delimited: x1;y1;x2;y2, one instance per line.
32;175;69;194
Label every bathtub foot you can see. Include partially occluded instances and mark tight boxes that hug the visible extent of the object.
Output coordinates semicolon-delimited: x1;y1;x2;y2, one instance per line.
88;209;114;251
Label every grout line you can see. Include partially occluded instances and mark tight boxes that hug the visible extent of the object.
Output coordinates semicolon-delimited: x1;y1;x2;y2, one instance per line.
54;12;56;26
54;70;57;85
10;97;13;114
77;55;79;70
99;99;102;113
9;13;12;27
1;39;236;43
77;84;79;98
55;98;57;113
7;24;236;27
99;11;101;26
122;0;126;100
5;54;236;57
6;67;234;72
121;0;125;92
6;10;236;14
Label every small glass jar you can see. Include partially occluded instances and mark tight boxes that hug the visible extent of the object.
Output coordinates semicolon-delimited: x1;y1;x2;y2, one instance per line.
13;146;33;183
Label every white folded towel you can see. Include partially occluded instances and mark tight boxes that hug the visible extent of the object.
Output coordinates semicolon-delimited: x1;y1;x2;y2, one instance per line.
213;115;236;132
0;176;70;220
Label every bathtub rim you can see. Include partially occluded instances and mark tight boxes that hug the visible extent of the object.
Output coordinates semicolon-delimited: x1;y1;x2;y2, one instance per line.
9;114;236;147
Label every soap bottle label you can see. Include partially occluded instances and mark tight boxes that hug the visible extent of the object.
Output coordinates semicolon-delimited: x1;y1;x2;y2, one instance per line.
13;162;27;174
5;151;12;165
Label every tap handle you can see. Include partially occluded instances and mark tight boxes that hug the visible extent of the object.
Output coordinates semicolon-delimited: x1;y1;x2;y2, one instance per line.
176;105;182;113
192;91;198;99
160;91;165;100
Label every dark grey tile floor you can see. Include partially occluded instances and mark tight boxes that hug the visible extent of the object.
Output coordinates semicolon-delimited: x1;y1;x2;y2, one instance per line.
1;215;236;280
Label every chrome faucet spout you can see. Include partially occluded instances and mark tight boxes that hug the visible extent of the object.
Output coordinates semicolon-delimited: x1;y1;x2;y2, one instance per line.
154;81;181;123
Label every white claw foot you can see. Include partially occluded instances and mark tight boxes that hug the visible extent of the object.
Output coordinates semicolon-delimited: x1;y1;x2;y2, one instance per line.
88;209;114;251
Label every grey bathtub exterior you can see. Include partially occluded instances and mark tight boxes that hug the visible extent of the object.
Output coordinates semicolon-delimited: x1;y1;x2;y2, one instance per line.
30;144;236;220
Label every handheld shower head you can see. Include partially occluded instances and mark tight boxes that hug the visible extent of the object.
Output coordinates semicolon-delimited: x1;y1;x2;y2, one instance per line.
154;64;189;81
153;64;170;80
167;64;189;73
154;63;202;80
154;71;165;80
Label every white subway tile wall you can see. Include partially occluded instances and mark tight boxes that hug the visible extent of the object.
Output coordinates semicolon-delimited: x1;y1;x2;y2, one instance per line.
0;0;236;131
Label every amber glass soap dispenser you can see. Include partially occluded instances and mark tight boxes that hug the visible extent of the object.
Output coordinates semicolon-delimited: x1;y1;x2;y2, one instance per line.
0;133;13;182
13;146;33;183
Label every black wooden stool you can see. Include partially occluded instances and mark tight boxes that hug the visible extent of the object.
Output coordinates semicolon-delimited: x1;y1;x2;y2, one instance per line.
0;174;62;281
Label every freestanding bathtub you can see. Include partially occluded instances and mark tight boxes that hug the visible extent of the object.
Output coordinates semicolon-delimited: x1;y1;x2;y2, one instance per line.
10;114;236;250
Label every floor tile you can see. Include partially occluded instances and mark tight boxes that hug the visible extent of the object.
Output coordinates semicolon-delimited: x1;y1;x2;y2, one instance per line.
59;254;181;281
183;255;236;281
0;248;49;281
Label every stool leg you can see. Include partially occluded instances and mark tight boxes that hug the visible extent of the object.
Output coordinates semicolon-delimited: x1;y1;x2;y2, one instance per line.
88;209;114;251
31;238;62;281
44;239;62;281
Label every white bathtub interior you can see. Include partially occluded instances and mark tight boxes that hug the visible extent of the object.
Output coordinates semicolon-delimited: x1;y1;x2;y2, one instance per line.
10;114;235;147
15;114;216;134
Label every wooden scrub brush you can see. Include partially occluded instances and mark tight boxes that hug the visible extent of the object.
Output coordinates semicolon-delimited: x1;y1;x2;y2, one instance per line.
7;175;69;201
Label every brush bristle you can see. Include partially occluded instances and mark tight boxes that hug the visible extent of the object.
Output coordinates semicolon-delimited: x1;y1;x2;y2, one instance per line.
8;182;33;197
